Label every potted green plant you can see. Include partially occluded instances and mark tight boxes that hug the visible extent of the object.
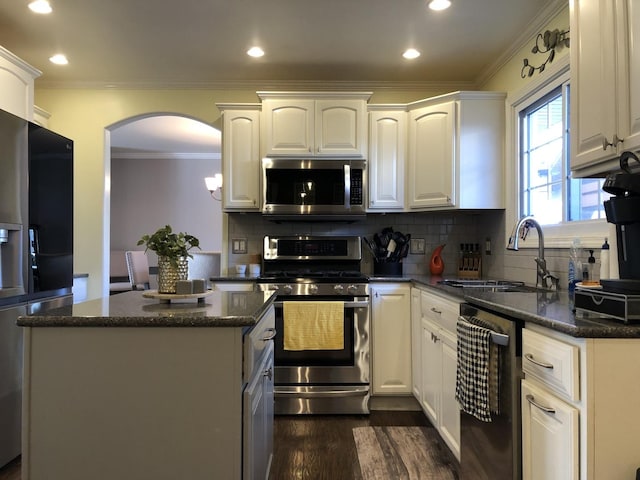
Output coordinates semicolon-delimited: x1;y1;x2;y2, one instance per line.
137;225;200;293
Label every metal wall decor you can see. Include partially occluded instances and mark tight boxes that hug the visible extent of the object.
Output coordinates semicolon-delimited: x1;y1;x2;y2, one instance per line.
521;28;570;78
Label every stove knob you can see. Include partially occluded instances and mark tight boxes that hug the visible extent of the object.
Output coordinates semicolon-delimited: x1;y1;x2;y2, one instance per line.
334;284;345;294
347;284;358;295
282;284;293;294
309;284;319;294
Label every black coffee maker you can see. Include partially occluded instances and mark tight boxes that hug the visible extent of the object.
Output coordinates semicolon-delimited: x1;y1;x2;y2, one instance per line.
603;151;640;293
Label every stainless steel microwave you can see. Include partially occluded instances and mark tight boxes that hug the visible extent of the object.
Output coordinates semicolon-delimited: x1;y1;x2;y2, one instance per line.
261;158;367;220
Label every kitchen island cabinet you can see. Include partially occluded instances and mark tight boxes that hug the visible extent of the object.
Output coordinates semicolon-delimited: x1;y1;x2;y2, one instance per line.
18;290;276;480
570;0;640;176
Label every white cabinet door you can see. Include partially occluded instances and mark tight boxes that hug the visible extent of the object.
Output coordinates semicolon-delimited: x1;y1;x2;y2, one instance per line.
368;110;406;211
440;331;460;460
316;99;367;156
261;97;368;157
521;379;579;480
221;108;261;210
371;283;412;394
410;288;422;399
262;99;315;155
571;0;640;174
407;102;454;209
420;318;441;426
619;0;640;157
243;342;274;480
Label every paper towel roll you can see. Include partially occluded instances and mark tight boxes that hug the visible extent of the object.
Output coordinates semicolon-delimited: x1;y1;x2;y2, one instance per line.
608;223;620;279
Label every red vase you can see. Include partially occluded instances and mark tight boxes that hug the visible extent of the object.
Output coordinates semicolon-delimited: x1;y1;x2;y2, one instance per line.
429;244;445;276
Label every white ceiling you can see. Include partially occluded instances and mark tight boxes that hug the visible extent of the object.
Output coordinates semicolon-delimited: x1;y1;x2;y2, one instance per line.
0;0;562;154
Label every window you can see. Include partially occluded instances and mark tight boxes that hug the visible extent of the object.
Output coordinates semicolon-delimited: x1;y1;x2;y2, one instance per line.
519;83;611;226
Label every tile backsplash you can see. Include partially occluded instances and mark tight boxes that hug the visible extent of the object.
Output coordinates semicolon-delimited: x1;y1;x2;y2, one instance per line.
228;210;509;278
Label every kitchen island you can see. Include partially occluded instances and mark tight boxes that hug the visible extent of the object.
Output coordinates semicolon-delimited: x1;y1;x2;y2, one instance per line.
18;289;276;480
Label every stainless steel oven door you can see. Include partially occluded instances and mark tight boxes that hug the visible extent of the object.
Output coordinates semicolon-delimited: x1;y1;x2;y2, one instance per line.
272;297;370;414
273;297;370;385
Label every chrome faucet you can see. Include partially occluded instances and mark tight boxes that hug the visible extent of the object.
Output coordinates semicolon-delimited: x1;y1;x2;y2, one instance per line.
507;216;559;290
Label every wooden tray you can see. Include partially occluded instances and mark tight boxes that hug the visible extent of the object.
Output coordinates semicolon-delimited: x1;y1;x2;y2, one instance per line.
142;289;213;304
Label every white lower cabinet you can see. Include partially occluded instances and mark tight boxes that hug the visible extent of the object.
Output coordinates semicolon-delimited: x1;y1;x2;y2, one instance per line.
412;286;461;460
521;379;578;480
371;283;412;394
523;324;640;480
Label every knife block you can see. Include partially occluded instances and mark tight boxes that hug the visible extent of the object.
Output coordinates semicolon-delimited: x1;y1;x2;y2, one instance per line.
457;249;481;279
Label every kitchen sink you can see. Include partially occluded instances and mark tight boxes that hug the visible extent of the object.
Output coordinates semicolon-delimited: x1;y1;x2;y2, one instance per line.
437;279;539;293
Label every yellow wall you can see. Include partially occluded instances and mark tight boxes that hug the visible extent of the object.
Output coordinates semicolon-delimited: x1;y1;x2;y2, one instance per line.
480;6;569;92
35;87;448;298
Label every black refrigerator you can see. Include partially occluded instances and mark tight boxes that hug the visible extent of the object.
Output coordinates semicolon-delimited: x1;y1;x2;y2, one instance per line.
0;108;74;467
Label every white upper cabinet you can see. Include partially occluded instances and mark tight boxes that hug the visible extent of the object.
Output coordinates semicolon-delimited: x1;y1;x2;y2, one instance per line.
217;104;261;211
368;107;407;211
571;0;640;176
407;92;505;210
258;92;371;157
407;101;455;209
0;46;40;120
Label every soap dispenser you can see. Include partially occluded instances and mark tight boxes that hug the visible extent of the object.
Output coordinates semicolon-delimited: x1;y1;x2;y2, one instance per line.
584;249;596;284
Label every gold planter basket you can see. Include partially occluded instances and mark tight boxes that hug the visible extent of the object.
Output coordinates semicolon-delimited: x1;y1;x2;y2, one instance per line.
157;256;188;294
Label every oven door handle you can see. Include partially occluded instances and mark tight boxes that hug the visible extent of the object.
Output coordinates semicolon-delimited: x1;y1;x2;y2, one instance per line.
275;387;369;398
274;301;369;309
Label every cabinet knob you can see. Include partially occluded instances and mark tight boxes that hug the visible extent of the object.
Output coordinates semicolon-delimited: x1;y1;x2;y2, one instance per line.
263;367;273;380
603;134;624;150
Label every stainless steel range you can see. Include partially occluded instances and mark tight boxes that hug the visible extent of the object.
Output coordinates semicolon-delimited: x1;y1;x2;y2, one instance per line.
257;235;370;415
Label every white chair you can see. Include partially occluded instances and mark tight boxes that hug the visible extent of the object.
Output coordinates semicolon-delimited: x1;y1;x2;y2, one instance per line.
188;251;221;289
109;250;132;294
125;250;151;290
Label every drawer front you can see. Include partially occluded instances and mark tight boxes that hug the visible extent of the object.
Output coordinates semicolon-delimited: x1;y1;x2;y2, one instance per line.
244;305;276;382
421;292;460;334
522;328;579;402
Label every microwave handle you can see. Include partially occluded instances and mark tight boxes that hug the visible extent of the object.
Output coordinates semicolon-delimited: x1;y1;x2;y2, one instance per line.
344;164;350;208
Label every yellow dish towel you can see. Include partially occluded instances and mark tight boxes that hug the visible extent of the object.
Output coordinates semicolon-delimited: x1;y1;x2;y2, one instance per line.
283;301;344;351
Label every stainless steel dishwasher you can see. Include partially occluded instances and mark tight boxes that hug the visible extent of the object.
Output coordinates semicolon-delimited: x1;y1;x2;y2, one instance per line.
458;303;524;480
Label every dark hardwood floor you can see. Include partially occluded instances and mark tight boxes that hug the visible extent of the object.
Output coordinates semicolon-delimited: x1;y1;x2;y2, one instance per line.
269;410;460;480
0;411;460;480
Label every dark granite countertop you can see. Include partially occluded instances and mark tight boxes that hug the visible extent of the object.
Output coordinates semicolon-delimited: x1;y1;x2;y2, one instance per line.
411;275;640;338
206;272;640;338
18;290;276;328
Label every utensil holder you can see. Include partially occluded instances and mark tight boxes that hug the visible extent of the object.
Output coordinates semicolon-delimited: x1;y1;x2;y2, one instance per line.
374;262;403;276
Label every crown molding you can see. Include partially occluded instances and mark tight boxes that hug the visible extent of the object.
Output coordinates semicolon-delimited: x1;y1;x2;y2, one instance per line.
35;78;478;92
475;0;568;87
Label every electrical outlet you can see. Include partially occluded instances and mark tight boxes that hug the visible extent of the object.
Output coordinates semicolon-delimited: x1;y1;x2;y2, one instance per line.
232;238;247;254
410;238;426;255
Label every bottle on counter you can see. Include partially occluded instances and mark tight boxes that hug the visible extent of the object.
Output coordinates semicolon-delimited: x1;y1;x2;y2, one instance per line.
583;249;596;284
600;238;610;281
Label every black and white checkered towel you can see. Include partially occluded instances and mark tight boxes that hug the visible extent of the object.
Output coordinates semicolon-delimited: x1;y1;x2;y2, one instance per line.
455;317;492;422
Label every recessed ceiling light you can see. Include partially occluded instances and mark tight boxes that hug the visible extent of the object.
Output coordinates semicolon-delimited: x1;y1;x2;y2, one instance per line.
428;0;451;11
247;47;265;58
403;49;421;60
49;54;68;65
28;0;52;14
